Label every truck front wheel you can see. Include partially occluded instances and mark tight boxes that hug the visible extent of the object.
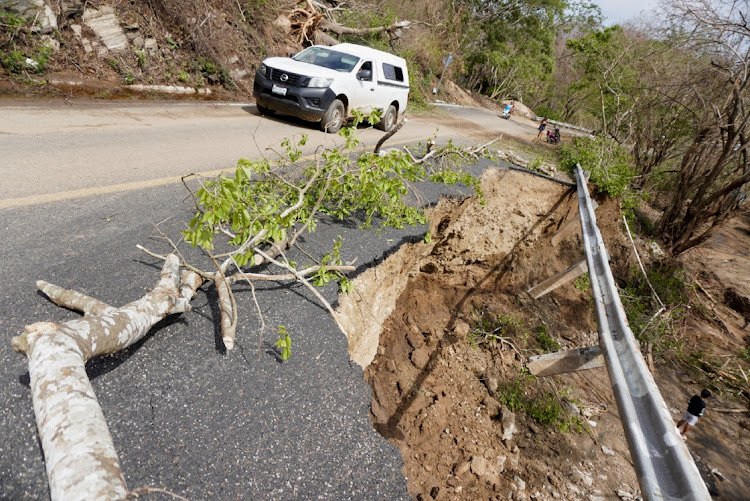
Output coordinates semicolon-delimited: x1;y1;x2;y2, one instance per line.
321;99;345;133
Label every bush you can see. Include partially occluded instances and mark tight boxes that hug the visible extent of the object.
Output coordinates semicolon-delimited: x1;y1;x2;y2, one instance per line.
620;262;689;358
496;371;583;432
559;136;635;198
535;324;560;353
0;50;25;73
1;45;52;74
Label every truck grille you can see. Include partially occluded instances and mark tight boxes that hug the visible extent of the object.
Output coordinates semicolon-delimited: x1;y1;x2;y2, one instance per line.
269;68;301;87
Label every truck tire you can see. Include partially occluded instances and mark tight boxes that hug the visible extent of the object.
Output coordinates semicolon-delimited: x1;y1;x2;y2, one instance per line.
256;103;275;115
376;104;397;132
321;99;345;133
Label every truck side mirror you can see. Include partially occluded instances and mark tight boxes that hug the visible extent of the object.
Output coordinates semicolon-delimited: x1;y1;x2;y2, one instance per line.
357;69;372;81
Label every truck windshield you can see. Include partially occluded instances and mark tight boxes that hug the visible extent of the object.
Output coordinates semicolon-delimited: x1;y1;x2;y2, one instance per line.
293;47;360;72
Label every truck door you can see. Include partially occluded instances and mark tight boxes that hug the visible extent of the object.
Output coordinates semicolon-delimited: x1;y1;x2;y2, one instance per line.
354;60;378;113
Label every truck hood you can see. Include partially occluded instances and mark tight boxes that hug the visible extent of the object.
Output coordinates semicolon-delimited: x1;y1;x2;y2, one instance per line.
261;57;346;78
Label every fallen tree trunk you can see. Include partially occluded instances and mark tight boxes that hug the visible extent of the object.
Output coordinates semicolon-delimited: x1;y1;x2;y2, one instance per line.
11;255;202;501
318;18;413;36
286;0;427;45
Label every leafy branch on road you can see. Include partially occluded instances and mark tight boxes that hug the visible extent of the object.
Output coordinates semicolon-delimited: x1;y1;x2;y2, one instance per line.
140;111;494;354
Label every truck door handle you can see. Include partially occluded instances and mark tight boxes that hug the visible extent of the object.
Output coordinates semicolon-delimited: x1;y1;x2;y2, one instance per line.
370;88;375;91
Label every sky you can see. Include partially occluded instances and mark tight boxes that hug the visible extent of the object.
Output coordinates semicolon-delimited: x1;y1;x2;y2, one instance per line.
596;0;658;25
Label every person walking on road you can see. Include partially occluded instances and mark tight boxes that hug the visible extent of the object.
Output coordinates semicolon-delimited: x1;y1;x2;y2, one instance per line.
676;389;711;439
537;117;548;140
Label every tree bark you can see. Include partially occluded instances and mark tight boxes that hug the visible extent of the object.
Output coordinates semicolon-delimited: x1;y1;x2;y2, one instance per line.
11;255;202;501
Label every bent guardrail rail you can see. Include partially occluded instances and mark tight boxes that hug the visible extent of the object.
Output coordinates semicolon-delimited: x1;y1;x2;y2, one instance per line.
536;117;592;134
575;165;710;501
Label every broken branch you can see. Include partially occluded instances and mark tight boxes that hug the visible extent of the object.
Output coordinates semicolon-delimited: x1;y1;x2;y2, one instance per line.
11;255;202;501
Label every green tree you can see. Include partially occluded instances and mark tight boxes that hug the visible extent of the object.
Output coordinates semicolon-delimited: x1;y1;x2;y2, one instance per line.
461;0;570;105
656;0;750;253
566;26;639;138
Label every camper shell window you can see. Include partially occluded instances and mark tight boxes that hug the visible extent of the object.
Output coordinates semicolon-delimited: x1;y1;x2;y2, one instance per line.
382;63;404;82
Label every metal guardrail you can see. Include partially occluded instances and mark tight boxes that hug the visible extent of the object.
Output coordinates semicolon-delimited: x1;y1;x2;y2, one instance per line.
575;165;710;501
536;117;592;134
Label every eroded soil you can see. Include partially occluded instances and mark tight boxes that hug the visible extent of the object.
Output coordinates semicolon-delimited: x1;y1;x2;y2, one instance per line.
338;168;750;500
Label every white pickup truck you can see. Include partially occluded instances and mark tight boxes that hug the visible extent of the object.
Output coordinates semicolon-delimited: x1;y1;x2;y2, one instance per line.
253;43;410;133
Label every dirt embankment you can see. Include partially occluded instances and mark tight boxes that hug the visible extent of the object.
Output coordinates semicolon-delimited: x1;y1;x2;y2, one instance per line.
338;167;750;500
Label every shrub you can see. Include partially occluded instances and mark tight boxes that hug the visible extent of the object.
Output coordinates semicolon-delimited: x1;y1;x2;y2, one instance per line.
535;324;560;353
559;136;635;198
620;262;689;358
496;371;583;432
1;50;25;73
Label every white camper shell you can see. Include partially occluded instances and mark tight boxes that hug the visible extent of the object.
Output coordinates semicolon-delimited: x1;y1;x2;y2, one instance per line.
253;43;410;133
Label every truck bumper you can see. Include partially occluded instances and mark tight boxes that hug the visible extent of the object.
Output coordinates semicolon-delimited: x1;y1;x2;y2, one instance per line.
253;70;336;122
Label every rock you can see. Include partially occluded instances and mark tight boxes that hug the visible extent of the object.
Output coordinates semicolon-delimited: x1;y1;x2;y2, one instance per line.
385;359;397;372
616;489;634;499
60;0;84;18
649;241;665;258
470;456;501;486
5;0;58;32
510;445;520;466
410;347;430;369
601;445;615;456
501;349;515;366
588;420;597;427
496;455;507;473
486;375;499;394
710;468;726;481
453;320;470;338
501;405;517;441
564;399;579;415
454;461;471;476
81;38;93;54
144;38;158;55
273;14;292;34
571;469;593;486
230;69;248;80
483;395;502;419
41;36;59;52
406;329;425;349
514;475;526;491
83;6;129;53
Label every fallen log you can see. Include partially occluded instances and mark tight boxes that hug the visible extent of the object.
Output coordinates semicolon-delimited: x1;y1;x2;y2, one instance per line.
11;255;202;501
286;0;431;46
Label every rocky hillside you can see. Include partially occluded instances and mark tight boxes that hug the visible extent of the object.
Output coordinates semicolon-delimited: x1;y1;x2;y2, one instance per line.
0;0;300;98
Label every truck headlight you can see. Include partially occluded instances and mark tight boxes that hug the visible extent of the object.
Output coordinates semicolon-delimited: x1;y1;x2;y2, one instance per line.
258;63;267;76
306;77;333;88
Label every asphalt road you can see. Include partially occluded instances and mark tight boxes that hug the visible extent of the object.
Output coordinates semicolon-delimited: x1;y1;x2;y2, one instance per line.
0;99;509;500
